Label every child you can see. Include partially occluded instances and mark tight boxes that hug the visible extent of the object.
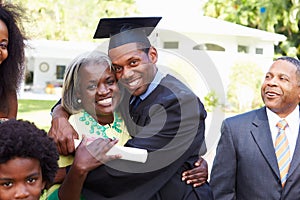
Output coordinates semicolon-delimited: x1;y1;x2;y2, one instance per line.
0;119;58;200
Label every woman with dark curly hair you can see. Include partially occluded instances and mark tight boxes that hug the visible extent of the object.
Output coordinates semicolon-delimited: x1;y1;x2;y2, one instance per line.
0;3;27;121
0;119;59;200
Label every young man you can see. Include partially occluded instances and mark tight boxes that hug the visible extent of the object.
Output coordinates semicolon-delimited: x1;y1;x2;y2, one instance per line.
49;17;212;199
210;56;300;199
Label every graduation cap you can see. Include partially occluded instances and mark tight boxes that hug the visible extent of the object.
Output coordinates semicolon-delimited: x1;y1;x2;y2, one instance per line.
93;17;162;50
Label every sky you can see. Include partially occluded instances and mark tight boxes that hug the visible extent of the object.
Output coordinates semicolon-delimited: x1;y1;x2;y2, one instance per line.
135;0;206;18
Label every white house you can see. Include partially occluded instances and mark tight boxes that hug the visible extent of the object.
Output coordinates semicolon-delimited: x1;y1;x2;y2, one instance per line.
24;40;99;93
158;16;286;101
25;16;286;97
159;16;286;154
24;16;286;112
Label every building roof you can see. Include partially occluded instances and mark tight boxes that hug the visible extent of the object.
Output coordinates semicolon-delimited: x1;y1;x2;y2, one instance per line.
25;39;99;59
157;15;286;43
25;15;286;59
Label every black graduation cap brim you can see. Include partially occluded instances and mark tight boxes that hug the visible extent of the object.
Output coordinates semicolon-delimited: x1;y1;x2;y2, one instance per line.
93;17;162;49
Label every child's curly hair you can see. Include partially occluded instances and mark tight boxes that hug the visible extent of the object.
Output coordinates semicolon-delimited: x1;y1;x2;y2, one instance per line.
0;119;59;186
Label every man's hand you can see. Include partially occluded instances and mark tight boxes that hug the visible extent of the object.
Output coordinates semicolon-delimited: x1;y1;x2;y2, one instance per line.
182;157;208;187
48;104;78;155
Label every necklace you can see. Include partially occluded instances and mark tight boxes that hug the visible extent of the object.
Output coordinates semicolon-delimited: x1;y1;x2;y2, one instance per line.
79;111;122;139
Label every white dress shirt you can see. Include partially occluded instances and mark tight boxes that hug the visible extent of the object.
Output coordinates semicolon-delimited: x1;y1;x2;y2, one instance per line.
267;105;300;160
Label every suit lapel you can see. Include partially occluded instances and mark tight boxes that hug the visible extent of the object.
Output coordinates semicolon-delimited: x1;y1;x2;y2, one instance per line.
250;107;280;178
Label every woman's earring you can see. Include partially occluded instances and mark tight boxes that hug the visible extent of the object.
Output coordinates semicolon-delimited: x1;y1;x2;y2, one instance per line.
77;99;82;103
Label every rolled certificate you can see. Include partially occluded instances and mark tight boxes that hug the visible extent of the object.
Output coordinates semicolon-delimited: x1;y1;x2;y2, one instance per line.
74;139;148;163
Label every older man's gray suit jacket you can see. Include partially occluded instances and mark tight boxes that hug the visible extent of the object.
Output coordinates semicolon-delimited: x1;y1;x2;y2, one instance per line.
210;107;300;200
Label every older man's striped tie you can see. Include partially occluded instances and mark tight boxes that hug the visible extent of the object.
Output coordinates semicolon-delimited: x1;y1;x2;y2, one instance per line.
275;119;290;187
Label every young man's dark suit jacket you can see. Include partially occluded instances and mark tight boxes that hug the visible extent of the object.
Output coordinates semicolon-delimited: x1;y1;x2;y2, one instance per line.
82;74;213;199
210;106;300;200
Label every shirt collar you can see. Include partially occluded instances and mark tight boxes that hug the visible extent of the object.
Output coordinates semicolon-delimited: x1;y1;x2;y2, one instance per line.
130;70;166;104
266;105;299;129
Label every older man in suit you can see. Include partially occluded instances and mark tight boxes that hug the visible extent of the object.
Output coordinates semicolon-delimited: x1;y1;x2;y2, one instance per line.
210;56;300;199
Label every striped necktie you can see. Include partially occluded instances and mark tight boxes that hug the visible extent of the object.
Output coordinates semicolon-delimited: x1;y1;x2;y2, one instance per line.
275;119;290;187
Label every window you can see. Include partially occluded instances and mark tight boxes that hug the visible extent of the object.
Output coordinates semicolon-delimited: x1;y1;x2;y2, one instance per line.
163;41;179;49
256;48;263;55
56;65;66;80
238;45;249;53
25;71;33;84
193;43;225;51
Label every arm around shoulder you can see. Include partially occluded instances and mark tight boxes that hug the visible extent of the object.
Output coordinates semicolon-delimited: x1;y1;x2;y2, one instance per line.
48;102;78;155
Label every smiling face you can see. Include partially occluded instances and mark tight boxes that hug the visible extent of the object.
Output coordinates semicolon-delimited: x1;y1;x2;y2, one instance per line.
76;63;120;118
261;59;300;118
0;20;8;64
0;157;45;200
109;43;158;96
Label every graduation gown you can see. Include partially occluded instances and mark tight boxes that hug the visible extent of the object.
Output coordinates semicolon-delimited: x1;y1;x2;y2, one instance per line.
81;74;213;199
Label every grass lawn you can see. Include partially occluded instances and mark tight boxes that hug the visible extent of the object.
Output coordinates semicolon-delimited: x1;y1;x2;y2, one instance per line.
17;99;57;132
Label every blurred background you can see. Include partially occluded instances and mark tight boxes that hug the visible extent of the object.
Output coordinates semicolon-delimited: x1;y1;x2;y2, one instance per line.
5;0;300;177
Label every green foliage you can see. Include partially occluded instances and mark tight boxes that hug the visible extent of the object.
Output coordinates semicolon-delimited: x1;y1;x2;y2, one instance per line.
8;0;138;41
203;0;300;58
226;61;264;112
204;90;219;112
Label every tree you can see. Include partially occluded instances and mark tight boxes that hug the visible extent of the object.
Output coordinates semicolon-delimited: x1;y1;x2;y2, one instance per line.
203;0;300;58
9;0;138;41
226;61;264;112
